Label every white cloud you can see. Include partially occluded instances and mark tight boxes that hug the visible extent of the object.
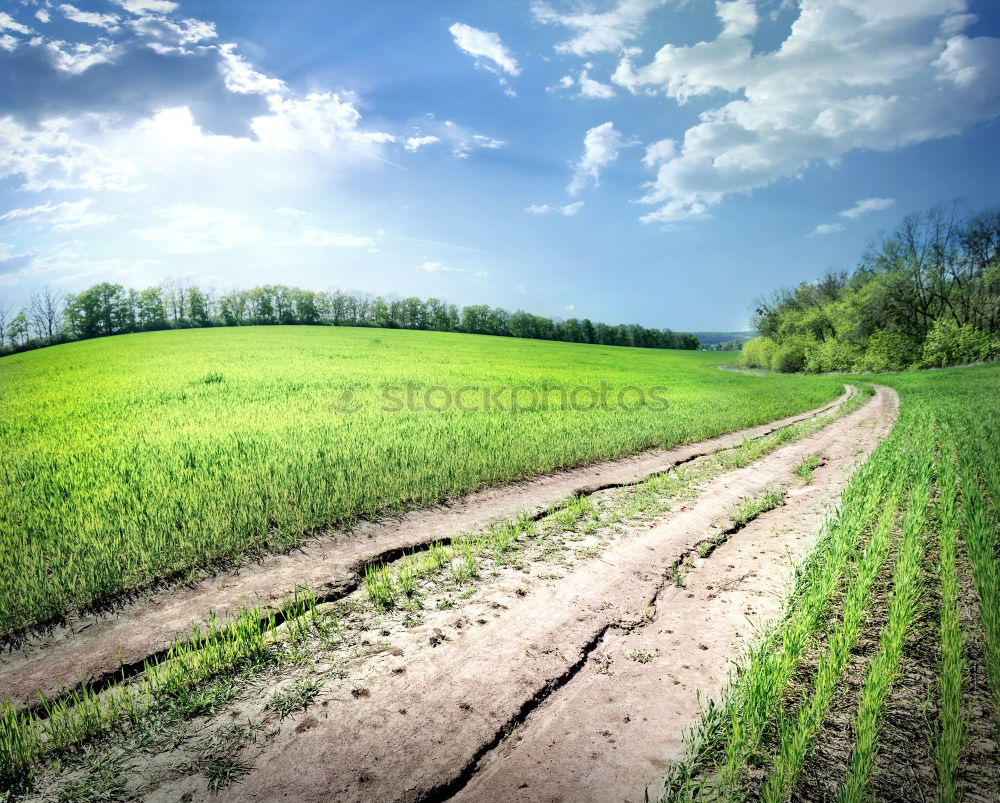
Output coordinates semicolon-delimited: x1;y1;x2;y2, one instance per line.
568;121;626;195
437;121;507;159
219;43;286;95
525;202;584;216
810;222;845;236
642;138;676;168
36;9;51;24
251;92;392;156
617;0;1000;224
0;198;117;230
404;135;440;152
716;0;758;38
0;116;137;192
0;12;32;35
533;0;667;56
578;69;615;99
128;15;216;53
838;197;895;219
46;39;121;73
448;22;520;75
59;4;121;31
275;206;307;216
133;203;263;255
113;0;179;14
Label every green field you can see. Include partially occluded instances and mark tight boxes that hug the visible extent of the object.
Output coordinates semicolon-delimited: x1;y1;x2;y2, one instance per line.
0;326;842;636
654;363;1000;803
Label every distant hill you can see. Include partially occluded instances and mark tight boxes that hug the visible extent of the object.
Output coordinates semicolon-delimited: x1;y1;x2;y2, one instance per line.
690;331;756;346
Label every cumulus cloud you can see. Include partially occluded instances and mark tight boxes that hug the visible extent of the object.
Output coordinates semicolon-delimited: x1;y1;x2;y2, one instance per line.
568;122;627;195
113;0;179;15
533;0;667;56
642;138;676;168
615;0;1000;224
838;197;896;219
404;135;439;152
59;4;121;31
0;12;33;36
448;22;519;75
525;202;584;216
578;68;615;98
219;43;286;95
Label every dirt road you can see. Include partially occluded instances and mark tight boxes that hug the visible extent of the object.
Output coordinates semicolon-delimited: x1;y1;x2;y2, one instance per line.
0;389;852;709
209;385;897;803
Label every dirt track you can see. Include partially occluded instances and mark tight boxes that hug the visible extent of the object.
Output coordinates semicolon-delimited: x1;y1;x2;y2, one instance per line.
0;388;852;709
205;385;897;803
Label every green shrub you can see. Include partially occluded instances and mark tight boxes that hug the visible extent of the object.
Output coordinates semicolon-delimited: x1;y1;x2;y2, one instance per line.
771;341;808;373
858;330;920;373
804;339;862;373
921;319;1000;368
741;336;776;369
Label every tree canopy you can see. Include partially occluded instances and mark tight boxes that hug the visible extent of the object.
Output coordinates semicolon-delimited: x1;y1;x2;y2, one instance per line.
742;204;1000;373
0;283;699;356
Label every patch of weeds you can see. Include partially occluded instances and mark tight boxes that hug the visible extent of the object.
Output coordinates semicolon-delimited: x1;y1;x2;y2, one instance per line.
696;531;727;559
436;597;456;610
364;563;396;610
629;650;655;664
204;755;253;793
56;756;132;802
266;678;322;720
794;453;823;484
729;487;786;526
194;721;267;792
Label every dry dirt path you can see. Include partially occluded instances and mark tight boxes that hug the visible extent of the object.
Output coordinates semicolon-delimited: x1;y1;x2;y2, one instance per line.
0;389;852;709
218;385;896;803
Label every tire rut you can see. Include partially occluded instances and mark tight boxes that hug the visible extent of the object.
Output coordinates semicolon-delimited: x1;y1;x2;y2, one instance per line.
215;386;896;803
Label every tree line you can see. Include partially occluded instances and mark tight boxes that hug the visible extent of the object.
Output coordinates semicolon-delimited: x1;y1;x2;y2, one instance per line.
0;282;699;356
742;204;1000;372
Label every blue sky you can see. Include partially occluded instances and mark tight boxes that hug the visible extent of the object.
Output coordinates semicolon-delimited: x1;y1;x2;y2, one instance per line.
1;0;999;331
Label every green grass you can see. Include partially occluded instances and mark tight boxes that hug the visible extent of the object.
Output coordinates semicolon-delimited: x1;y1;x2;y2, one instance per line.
794;454;822;483
0;325;842;635
0;589;317;785
653;363;1000;803
729;488;786;526
933;447;966;803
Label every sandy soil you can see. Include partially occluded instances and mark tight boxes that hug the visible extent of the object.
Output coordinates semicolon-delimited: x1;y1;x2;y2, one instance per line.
212;385;896;803
0;389;852;710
